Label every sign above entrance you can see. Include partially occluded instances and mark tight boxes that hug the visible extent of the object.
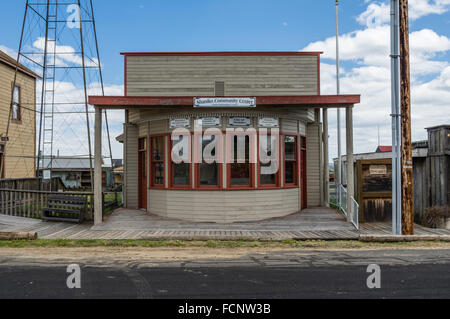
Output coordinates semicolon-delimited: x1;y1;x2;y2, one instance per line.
194;97;256;108
258;117;279;128
170;117;191;129
196;116;221;127
228;117;252;127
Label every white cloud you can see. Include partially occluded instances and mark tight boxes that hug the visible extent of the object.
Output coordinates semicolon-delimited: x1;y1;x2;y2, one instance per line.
33;37;100;68
357;0;450;28
305;0;450;159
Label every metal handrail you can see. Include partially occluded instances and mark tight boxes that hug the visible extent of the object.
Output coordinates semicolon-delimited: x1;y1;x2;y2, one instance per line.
335;184;359;230
350;196;359;230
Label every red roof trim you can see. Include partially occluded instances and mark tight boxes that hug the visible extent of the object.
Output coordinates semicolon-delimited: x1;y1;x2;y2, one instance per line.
120;51;323;57
89;95;360;107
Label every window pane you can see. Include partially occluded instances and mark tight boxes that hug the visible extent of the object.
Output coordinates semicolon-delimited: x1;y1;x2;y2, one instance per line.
12;105;19;119
138;138;147;151
199;163;219;186
153;163;164;185
285;161;295;184
260;135;278;185
173;163;190;186
285;136;296;160
260;162;276;185
13;86;19;104
230;163;250;186
202;135;217;160
233;135;249;161
151;137;164;161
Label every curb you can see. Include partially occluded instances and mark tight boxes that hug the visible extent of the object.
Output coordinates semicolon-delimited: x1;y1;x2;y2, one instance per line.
359;235;450;242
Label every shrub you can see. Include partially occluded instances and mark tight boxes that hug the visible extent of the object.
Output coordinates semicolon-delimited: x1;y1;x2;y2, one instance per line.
423;206;450;228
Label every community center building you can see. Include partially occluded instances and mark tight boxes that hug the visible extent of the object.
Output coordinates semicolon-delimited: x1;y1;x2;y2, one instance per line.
89;52;360;225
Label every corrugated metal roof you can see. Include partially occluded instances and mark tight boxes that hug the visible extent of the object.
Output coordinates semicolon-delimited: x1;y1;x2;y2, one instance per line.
40;157;93;170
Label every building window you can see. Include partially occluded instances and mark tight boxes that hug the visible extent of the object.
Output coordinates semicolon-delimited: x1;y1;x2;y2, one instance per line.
0;144;4;178
259;134;280;187
284;135;298;186
150;136;165;187
170;134;191;187
12;85;20;121
197;134;221;188
229;135;253;187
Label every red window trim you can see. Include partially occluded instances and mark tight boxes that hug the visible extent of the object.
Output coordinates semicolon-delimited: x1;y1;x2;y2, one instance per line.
149;134;167;189
283;134;299;187
257;132;281;189
194;132;223;190
226;130;256;190
168;132;192;190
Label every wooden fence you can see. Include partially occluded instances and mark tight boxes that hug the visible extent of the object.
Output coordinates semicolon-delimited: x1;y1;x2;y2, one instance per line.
0;189;94;220
0;177;64;192
0;178;124;221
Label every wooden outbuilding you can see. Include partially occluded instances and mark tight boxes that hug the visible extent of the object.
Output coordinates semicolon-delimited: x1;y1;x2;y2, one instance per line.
0;50;39;179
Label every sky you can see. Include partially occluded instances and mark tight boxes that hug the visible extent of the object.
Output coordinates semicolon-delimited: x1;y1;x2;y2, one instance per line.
0;0;449;164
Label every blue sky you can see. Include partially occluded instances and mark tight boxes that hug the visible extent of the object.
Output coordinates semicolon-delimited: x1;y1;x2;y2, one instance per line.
1;0;450;163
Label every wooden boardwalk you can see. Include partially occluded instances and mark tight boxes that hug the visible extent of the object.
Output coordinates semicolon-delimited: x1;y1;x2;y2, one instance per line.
1;209;449;240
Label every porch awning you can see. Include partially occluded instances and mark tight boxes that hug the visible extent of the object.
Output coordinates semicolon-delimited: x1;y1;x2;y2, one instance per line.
88;95;360;109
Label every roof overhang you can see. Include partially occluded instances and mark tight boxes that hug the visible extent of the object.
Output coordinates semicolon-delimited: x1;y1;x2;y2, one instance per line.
89;95;360;109
120;51;323;57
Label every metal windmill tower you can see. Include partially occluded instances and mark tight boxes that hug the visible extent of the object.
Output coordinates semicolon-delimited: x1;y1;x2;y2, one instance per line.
1;0;114;189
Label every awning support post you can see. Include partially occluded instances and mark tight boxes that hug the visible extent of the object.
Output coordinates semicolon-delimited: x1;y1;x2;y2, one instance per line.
94;106;103;225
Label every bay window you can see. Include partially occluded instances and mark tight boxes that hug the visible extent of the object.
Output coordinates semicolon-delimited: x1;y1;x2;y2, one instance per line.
284;135;298;186
197;134;221;188
229;135;254;188
150;136;165;187
171;134;191;188
259;134;280;187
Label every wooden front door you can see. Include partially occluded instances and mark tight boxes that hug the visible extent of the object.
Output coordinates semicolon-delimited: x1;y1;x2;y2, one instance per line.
300;137;307;209
138;138;147;210
356;159;392;222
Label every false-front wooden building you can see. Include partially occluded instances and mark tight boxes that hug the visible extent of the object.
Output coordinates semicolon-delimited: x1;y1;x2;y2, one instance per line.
89;52;360;225
0;50;38;179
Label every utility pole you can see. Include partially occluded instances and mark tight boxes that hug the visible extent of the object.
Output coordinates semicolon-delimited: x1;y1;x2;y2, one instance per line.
335;0;342;202
399;0;414;235
390;0;402;235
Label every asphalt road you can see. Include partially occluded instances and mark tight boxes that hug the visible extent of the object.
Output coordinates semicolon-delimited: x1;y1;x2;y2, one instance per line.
0;249;449;299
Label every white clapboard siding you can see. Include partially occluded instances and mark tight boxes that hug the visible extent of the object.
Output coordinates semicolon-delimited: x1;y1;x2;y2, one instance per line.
124;124;139;208
149;119;168;134
126;55;319;97
147;188;299;223
281;119;298;133
306;123;322;206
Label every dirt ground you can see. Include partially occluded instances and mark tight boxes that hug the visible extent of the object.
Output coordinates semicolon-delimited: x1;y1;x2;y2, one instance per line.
2;242;450;264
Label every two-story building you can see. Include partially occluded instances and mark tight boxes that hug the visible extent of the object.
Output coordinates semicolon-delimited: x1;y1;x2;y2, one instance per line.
0;50;38;179
89;51;360;225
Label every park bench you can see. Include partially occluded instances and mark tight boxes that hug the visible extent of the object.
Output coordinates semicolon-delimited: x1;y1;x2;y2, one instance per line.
42;194;86;223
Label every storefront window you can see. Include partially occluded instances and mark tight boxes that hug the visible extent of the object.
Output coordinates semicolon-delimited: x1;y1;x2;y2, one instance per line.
151;136;165;186
171;135;190;187
198;135;220;187
259;134;279;186
230;135;252;187
284;135;298;185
